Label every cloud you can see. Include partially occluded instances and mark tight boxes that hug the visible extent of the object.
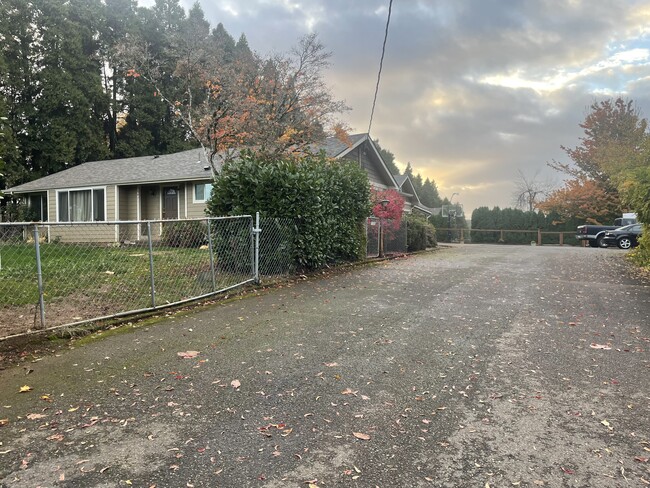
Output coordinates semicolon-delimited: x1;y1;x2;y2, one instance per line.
142;0;650;215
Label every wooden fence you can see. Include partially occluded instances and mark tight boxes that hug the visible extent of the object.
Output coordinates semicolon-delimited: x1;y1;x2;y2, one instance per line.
436;228;579;246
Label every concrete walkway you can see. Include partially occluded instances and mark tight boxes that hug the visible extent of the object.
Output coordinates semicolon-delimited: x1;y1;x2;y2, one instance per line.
0;244;649;487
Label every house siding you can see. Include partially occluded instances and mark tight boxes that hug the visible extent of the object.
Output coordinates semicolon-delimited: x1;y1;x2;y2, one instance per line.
187;180;210;219
340;142;393;189
118;186;139;221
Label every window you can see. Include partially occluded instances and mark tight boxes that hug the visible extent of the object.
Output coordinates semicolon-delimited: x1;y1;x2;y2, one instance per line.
57;188;105;222
27;194;48;221
194;183;213;203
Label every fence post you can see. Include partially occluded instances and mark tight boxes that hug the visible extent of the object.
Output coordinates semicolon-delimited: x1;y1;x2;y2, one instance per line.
147;221;156;308
253;212;261;284
206;219;217;292
33;225;46;329
537;228;542;246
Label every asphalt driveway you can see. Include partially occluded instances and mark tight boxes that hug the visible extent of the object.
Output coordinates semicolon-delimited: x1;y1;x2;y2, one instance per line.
0;244;649;487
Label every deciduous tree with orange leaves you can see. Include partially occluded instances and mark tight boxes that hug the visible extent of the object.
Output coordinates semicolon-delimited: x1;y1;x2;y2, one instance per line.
540;98;646;224
120;30;348;174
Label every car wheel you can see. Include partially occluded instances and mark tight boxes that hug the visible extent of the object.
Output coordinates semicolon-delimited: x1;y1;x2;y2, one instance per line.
617;237;632;249
596;235;608;248
588;240;598;248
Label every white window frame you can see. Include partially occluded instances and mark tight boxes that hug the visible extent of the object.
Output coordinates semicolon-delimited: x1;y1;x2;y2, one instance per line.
193;182;213;203
55;186;107;222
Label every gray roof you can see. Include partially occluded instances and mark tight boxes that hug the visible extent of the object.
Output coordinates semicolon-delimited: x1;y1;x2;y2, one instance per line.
394;175;408;187
6;133;374;194
6;149;214;193
318;133;368;158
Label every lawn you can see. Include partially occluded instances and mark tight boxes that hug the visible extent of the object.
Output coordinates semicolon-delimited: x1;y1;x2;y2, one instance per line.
0;242;253;323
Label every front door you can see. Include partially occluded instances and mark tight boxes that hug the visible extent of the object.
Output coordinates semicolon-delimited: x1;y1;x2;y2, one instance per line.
162;187;179;219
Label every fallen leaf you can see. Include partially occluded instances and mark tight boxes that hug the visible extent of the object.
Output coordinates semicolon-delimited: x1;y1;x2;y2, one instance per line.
353;432;370;440
0;419;9;426
635;457;649;463
177;351;200;359
324;362;339;367
19;385;32;393
231;379;241;389
601;419;613;430
26;413;46;420
590;343;611;350
560;466;574;474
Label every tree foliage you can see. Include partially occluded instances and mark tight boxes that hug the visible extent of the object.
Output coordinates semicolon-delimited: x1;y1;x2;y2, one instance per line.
371;188;405;233
542;98;646;224
373;139;400;176
206;151;371;269
121;26;348;172
0;0;347;193
470;206;582;245
536;178;619;224
541;96;650;264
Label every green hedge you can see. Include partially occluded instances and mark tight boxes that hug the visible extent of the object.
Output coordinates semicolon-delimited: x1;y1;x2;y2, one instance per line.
405;214;436;251
206;150;371;269
161;220;207;248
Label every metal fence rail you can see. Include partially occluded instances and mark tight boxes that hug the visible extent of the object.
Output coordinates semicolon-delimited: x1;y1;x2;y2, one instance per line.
0;215;295;339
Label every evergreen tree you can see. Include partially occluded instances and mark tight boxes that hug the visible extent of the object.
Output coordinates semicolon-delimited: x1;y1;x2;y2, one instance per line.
373;139;400;175
1;0;109;181
419;178;441;207
115;0;197;157
212;22;237;63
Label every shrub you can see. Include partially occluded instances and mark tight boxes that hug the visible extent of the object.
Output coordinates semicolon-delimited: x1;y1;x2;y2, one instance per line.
161;220;207;248
405;214;436;251
207;150;371;269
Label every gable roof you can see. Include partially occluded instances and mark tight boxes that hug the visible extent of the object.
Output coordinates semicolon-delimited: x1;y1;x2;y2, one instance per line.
6;133;399;194
322;133;398;189
6;149;213;193
394;175;408;187
318;133;368;158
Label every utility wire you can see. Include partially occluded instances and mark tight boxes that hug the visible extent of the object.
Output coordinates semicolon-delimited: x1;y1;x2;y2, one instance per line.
368;0;394;135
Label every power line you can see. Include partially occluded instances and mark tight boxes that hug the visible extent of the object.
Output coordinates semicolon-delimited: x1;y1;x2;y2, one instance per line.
368;0;393;135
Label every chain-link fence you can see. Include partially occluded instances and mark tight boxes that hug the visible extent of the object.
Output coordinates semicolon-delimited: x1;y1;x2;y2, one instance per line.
259;217;296;277
0;215;296;338
366;217;408;257
366;217;380;258
385;219;408;254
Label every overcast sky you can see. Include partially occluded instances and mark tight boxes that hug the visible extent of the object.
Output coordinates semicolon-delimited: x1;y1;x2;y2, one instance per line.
145;0;650;215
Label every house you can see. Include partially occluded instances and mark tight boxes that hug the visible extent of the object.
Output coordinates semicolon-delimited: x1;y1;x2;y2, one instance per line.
4;150;215;242
393;174;433;217
5;133;418;242
319;133;398;190
322;134;431;218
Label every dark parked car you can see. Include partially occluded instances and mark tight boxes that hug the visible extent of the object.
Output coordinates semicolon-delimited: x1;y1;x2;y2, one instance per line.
602;223;643;249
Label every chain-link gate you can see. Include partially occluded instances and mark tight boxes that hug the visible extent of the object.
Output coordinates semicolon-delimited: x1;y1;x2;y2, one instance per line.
366;217;407;257
0;215;295;338
366;217;380;258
